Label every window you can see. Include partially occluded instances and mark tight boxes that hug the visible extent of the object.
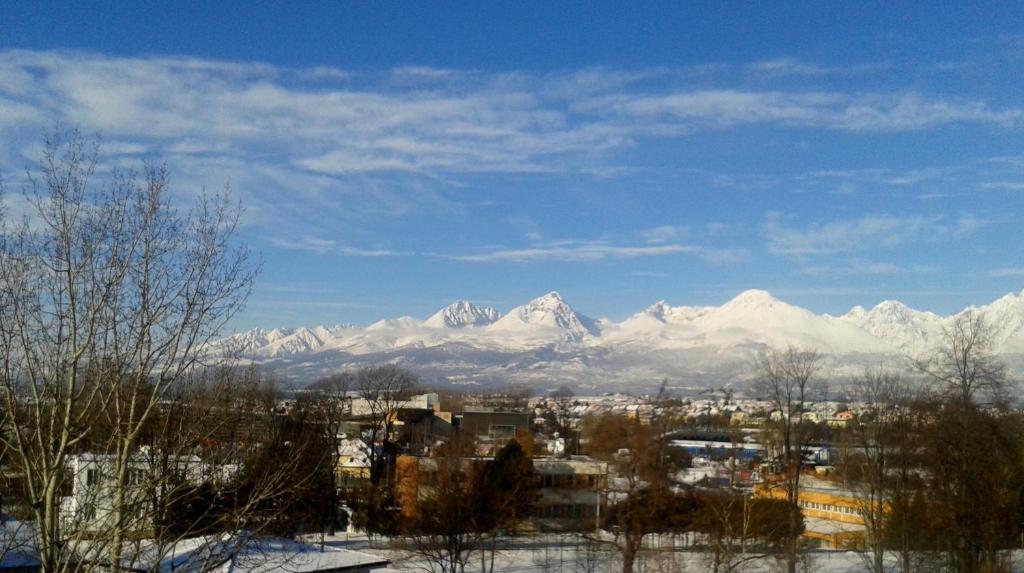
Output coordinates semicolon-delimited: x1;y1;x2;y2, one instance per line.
128;469;146;486
489;424;516;439
85;469;99;488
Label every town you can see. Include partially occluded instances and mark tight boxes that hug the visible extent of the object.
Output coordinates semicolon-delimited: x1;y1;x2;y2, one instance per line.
4;4;1024;573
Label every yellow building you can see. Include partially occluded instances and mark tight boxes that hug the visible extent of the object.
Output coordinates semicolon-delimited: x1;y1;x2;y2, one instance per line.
755;475;867;549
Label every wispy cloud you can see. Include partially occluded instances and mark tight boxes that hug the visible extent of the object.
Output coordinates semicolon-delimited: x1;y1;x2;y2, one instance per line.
800;258;939;278
452;242;747;264
745;57;889;78
981;181;1024;191
763;213;983;255
582;90;1023;132
3;49;1022;186
269;236;404;257
988;267;1024;278
638;225;690;243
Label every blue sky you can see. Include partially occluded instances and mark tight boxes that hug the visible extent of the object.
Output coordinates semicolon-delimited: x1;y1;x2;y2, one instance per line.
2;2;1024;329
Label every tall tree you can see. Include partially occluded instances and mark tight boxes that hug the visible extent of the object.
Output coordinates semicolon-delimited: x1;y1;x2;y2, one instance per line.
752;345;822;573
914;312;1022;573
839;367;913;573
582;411;692;573
355;365;418;486
470;440;539;573
0;130;256;572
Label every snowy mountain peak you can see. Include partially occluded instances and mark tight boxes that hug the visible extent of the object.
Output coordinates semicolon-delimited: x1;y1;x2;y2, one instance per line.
425;300;501;328
367;316;422;331
643;300;673;321
721;289;782;311
490;291;599;341
844;305;868;319
214;287;1024;387
533;291;567;306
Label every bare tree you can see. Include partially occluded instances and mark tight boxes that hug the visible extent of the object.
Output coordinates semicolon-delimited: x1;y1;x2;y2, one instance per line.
582;409;693;573
915;311;1010;407
840;367;913;573
346;365;417;538
354;365;417;487
752;345;821;573
692;490;802;573
303;373;354;492
400;435;479;573
0;130;256;572
913;313;1022;573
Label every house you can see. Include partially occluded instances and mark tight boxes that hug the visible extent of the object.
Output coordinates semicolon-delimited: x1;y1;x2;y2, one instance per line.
60;451;236;535
335;438;371;488
800;411;822;424
827;410;857;428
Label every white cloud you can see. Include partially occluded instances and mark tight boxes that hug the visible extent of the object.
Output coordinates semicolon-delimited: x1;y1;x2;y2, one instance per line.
0;49;1017;264
3;49;1021;189
981;181;1024;191
745;57;889;78
638;225;690;243
763;213;979;255
269;236;402;257
800;259;939;278
583;90;1023;132
452;242;746;263
988;268;1024;278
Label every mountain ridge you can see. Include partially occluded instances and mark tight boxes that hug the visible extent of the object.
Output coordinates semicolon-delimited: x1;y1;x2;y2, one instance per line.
217;289;1024;387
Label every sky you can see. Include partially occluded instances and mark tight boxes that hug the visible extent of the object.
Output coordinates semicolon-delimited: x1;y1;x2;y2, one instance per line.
2;2;1024;330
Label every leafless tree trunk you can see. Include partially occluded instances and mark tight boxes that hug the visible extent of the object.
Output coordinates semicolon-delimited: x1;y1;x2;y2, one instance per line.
914;312;1017;573
354;365;417;487
840;367;914;573
0;129;257;572
915;311;1009;408
752;345;821;573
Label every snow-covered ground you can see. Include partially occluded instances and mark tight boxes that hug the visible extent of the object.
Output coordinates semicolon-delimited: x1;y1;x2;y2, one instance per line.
306;533;1024;573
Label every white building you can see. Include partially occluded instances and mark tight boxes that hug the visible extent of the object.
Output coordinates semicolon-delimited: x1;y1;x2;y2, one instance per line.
61;450;236;534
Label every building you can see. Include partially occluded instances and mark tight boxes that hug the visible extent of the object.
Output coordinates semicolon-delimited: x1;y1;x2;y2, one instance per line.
755;475;867;549
827;410;857;428
458;409;531;454
459;409;531;440
394;454;607;532
335;438;371;488
533;457;608;531
60;451;236;535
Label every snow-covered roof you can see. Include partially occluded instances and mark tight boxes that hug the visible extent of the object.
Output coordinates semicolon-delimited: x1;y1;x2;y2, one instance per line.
92;534;389;573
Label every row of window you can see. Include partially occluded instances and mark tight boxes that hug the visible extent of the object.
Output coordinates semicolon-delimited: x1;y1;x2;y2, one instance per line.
536;504;596;519
799;499;857;516
540;474;600;489
83;468;147;488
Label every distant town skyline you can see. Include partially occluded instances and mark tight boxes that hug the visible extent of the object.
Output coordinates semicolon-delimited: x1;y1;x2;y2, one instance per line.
2;2;1024;329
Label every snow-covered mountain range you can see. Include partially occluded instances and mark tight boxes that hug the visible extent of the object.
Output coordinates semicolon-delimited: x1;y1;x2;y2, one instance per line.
216;289;1024;390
